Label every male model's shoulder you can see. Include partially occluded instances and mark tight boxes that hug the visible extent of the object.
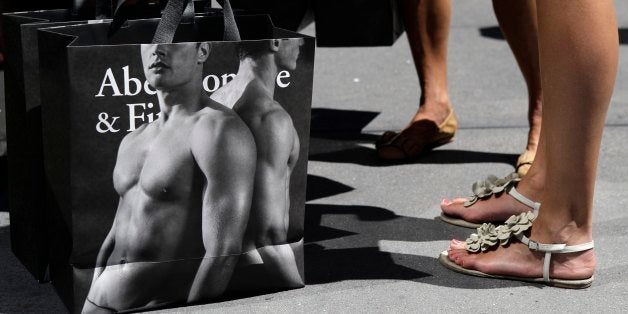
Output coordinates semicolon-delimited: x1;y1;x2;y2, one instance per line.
119;122;152;149
192;108;253;149
257;105;294;136
195;107;244;132
190;108;256;168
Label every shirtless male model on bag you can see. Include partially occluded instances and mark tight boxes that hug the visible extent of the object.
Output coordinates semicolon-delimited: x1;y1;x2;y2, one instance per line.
212;38;305;288
82;42;256;313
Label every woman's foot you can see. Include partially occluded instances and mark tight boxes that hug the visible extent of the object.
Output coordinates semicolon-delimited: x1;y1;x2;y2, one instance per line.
408;99;453;128
441;172;544;225
445;223;596;283
376;99;453;147
377;100;456;160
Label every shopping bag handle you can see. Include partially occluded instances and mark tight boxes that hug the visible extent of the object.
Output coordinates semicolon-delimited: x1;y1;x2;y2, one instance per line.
152;0;241;43
107;0;193;37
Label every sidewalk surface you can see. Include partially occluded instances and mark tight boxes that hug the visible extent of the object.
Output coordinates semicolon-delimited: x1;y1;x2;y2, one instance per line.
2;0;628;312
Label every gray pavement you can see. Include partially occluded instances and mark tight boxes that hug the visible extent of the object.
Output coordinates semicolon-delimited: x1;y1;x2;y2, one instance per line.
2;0;628;312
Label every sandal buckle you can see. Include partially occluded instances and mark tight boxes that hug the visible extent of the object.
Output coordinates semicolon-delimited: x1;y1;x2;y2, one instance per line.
528;240;539;251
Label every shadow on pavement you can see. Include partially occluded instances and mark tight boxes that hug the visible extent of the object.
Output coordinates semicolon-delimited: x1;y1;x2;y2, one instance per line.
309;144;518;168
310;108;380;136
479;26;504;40
309;108;381;145
307;108;518;167
619;28;628;44
0;226;66;313
303;202;525;289
304;174;525;289
306;174;355;202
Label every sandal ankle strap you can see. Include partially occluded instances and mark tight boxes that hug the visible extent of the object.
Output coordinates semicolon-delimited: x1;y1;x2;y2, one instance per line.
508;187;541;211
517;234;594;253
516;234;594;282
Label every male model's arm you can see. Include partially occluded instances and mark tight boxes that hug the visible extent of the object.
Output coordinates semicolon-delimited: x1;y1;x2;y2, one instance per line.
253;107;298;239
249;106;303;286
187;114;256;302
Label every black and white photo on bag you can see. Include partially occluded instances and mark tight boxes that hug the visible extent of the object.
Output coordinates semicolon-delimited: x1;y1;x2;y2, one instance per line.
83;41;257;312
212;37;306;290
37;10;313;311
76;38;310;313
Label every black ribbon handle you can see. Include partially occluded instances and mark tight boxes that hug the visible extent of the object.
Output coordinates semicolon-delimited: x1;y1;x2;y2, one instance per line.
107;0;239;42
152;0;241;44
107;0;182;37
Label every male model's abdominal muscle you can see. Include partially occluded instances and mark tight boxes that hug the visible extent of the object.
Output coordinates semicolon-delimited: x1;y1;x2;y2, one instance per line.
107;190;205;265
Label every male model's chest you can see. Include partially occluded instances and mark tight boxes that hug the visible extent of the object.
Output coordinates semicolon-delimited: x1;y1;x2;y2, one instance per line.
113;132;198;198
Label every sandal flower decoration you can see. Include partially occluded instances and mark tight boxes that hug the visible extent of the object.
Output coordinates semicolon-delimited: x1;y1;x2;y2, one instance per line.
464;172;521;207
465;211;537;253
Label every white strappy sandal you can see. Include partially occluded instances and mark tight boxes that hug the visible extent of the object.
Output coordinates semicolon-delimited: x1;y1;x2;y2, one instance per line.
440;173;540;228
439;212;594;289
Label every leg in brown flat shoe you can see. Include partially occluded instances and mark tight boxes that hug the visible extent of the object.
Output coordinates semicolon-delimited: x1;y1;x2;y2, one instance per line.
376;0;454;155
493;0;543;178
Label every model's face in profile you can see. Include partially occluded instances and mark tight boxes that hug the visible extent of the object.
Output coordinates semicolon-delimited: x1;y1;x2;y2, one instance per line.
276;38;304;71
141;43;209;90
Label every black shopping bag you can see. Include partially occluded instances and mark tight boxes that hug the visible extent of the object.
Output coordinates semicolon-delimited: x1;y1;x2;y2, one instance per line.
2;2;116;282
2;0;193;284
38;0;314;312
314;0;404;47
229;0;313;32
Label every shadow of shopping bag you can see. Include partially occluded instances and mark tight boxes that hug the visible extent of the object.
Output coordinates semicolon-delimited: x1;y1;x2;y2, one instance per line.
38;0;313;312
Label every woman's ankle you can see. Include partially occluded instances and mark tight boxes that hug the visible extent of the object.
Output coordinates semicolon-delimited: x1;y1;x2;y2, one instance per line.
412;98;452;124
531;215;593;245
516;169;545;200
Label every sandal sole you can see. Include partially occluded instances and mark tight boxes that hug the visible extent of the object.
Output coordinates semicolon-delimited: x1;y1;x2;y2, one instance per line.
377;136;454;161
438;251;594;289
438;213;483;229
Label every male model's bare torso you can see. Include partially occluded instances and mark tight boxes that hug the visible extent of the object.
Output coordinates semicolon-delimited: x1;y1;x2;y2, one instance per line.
233;82;299;250
87;107;227;310
235;82;299;172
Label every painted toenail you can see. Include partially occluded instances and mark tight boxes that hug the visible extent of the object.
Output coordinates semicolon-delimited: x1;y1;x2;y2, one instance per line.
442;199;451;205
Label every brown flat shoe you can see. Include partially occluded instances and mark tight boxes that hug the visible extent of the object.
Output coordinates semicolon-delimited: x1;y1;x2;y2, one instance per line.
375;131;398;149
377;110;458;160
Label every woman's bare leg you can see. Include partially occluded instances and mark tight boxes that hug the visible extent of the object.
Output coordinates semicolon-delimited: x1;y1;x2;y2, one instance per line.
389;0;453;131
377;0;453;159
493;0;542;177
448;0;618;280
440;0;547;224
440;135;547;224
